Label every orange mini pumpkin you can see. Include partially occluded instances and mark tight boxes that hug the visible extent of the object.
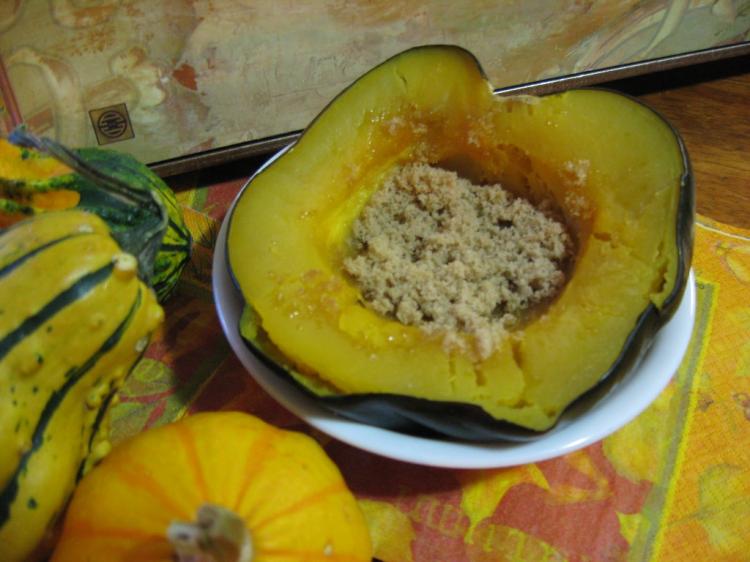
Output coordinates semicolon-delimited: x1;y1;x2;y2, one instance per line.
50;411;372;562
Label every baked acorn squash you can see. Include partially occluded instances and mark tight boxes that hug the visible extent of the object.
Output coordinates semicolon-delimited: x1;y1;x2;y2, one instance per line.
226;45;693;439
0;131;192;301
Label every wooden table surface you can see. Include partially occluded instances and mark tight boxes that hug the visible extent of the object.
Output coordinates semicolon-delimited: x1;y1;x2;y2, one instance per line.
613;54;750;229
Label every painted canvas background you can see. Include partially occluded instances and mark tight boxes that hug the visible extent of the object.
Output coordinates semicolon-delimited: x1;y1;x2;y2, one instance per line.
1;0;749;167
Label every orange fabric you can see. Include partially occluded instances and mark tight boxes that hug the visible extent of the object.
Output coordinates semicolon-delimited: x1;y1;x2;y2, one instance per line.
111;176;750;561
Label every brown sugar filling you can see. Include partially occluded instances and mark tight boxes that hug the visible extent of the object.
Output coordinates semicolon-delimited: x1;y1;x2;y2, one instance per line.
344;162;573;359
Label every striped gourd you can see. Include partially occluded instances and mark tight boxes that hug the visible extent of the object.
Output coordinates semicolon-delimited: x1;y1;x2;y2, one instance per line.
0;133;191;301
0;211;163;562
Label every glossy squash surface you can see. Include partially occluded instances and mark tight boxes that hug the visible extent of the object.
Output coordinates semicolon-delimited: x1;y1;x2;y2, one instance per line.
227;45;693;437
0;211;164;562
51;411;372;562
0;135;191;301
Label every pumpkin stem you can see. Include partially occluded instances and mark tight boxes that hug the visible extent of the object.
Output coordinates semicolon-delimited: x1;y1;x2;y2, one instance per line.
167;503;253;562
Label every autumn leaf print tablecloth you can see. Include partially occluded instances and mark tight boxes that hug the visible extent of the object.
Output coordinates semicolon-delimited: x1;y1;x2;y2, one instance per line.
109;173;750;562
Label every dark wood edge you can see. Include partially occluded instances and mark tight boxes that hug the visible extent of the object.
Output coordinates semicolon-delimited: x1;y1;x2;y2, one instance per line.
494;41;750;96
150;132;300;178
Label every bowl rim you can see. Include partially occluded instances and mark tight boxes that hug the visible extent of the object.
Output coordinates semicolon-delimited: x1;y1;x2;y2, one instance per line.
212;151;696;467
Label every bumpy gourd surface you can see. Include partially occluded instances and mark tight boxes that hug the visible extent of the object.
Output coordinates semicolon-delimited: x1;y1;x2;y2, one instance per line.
228;46;686;430
0;211;163;562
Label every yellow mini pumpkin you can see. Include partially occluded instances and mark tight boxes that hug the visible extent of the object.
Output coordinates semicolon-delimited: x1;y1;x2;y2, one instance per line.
50;411;373;562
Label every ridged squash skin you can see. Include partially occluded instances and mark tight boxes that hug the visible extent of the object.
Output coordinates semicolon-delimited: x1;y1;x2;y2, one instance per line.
0;137;191;301
227;45;693;438
50;411;372;562
0;210;164;562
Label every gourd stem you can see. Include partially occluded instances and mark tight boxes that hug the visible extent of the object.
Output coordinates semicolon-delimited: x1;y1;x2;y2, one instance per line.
167;503;253;562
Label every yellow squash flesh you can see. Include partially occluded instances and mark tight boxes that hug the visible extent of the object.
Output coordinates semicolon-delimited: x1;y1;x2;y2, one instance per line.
228;46;690;432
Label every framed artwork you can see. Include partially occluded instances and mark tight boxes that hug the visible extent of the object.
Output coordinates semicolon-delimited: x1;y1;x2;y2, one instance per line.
1;0;749;176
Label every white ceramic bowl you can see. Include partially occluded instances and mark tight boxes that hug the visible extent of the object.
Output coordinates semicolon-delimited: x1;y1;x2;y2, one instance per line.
212;164;695;468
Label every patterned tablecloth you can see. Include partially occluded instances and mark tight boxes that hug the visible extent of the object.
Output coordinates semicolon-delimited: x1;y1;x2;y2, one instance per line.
110;171;750;562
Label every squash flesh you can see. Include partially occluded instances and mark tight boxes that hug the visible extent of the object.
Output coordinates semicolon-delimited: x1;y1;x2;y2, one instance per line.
228;46;688;431
474;90;685;418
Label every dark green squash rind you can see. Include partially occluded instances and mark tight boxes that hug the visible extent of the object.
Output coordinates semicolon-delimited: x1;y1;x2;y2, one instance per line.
4;129;192;301
238;319;542;442
70;147;192;301
227;47;695;442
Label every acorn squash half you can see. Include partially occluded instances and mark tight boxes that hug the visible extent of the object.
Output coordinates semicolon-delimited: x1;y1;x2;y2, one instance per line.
226;45;693;439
